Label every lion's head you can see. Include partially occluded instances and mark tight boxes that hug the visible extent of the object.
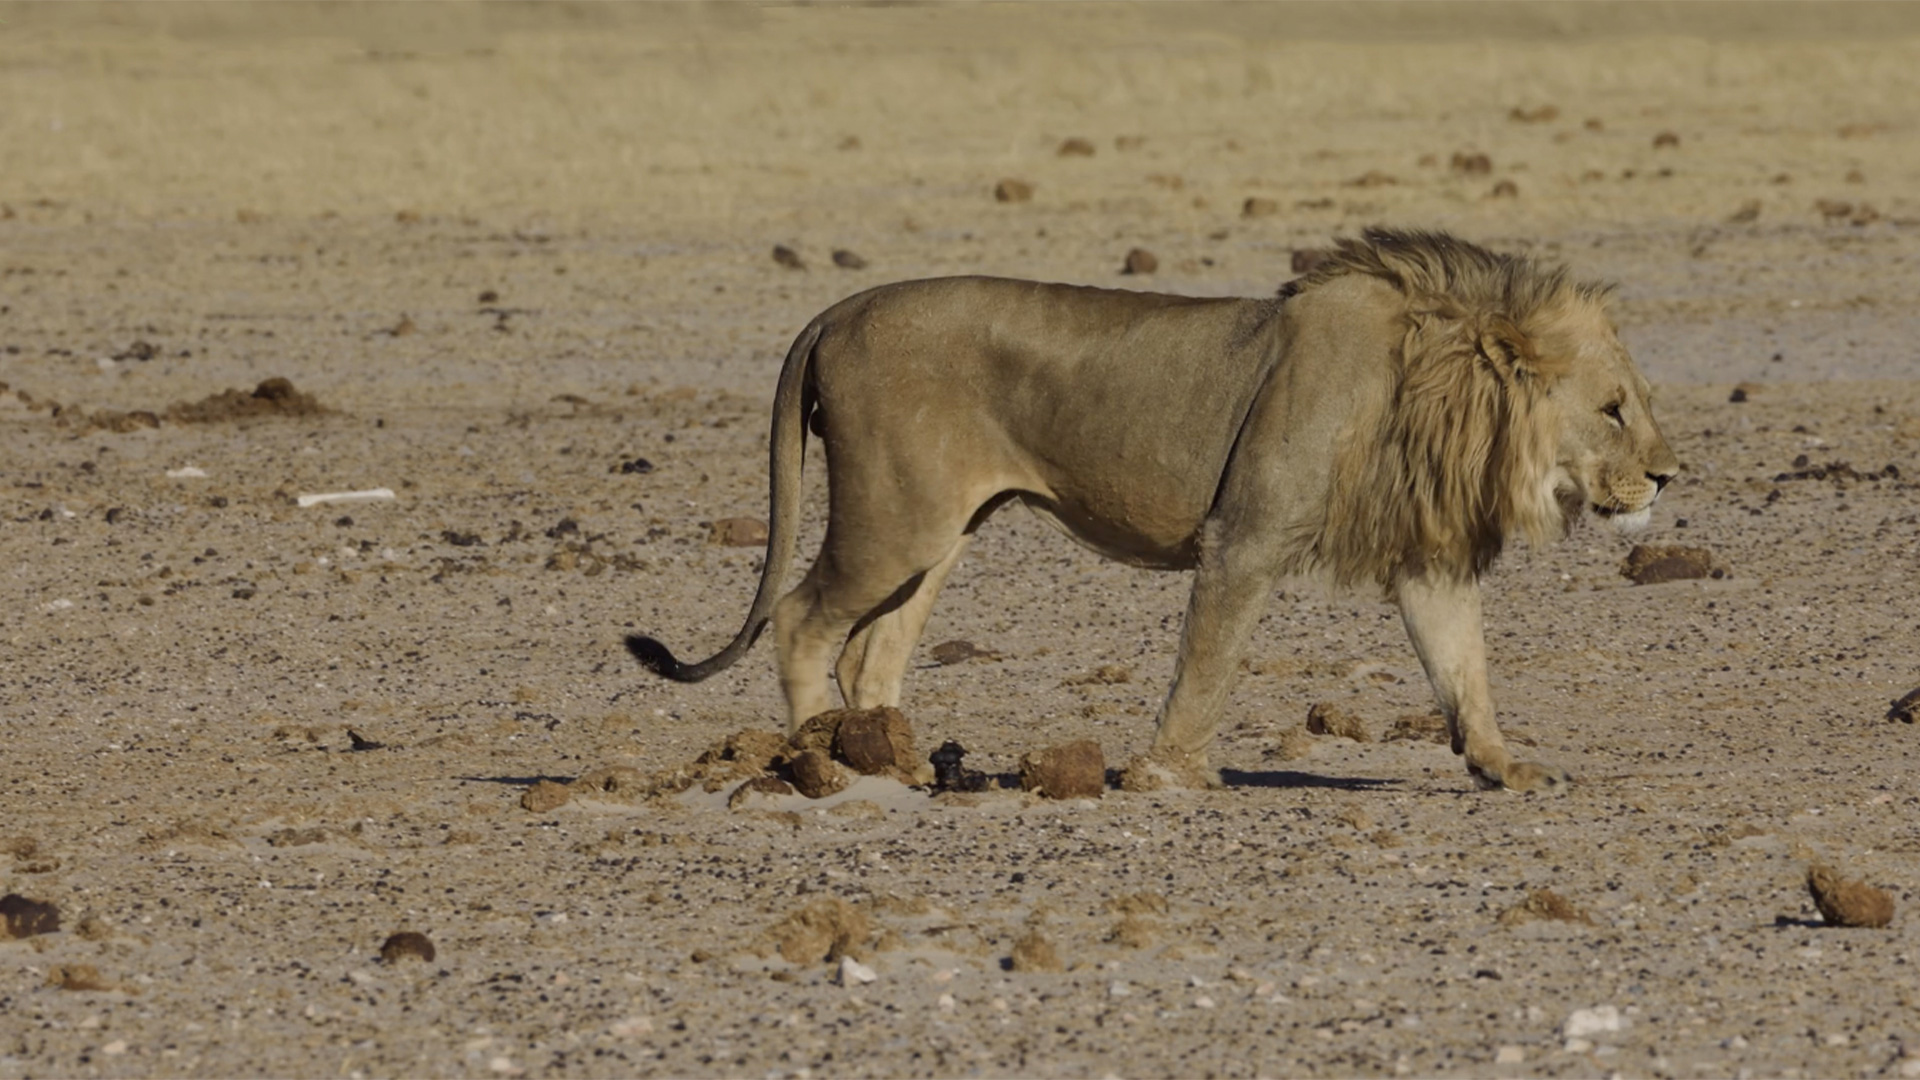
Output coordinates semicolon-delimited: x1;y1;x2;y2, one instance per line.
1297;228;1680;587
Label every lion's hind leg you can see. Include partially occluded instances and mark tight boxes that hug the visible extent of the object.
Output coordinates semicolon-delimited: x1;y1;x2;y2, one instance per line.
835;537;971;709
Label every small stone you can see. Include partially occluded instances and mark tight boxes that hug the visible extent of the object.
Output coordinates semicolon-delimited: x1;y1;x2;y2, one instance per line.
1727;199;1762;224
1306;702;1370;742
1019;740;1105;799
380;931;437;963
993;179;1034;203
1508;104;1559;123
771;245;806;270
1495;1045;1526;1064
1563;1005;1627;1039
1621;544;1714;585
0;894;60;939
1490;179;1519;198
1498;888;1594;927
101;1040;128;1056
837;955;877;985
1057;137;1096;157
1653;131;1681;149
788;748;850;799
1120;248;1158;275
708;517;769;547
928;639;991;665
609;1016;654;1038
1008;928;1064;973
830;249;867;270
47;964;115;991
1243;197;1279;218
520;779;571;813
1807;863;1895;928
1108;981;1133;998
1265;727;1315;761
1451;151;1492;175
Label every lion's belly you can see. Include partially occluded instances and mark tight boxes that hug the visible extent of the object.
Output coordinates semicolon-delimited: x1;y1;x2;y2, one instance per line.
1015;490;1204;571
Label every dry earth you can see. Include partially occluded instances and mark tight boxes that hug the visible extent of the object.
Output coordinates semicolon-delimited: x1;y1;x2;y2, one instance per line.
3;3;1920;1077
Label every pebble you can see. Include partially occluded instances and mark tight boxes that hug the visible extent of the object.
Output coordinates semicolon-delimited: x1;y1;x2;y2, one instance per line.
1194;995;1215;1009
1108;981;1133;998
937;993;956;1012
1563;1005;1626;1038
1898;1058;1920;1079
1494;1045;1525;1064
838;956;877;986
608;1016;654;1038
102;1040;128;1056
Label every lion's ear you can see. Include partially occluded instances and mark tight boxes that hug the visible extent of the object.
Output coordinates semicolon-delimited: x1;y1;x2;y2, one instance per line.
1476;316;1549;383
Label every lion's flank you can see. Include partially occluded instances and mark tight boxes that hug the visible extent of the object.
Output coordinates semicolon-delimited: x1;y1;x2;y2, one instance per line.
1289;228;1607;591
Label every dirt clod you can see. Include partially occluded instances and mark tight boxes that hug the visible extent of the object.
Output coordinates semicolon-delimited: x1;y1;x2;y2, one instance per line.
728;775;796;810
1243;197;1279;218
928;639;995;665
1888;688;1920;724
993;178;1034;203
1384;712;1450;744
167;378;325;424
831;249;867;270
769;898;870;964
1653;130;1681;149
0;894;61;939
771;245;806;270
1451;151;1492;174
47;964;118;992
1509;104;1560;123
1307;702;1370;742
572;765;649;801
1009;928;1066;972
833;707;915;776
1265;727;1315;761
1498;889;1594;927
380;931;437;963
1121;248;1158;275
520;779;572;813
708;517;769;546
788;748;850;799
1057;137;1096;157
1019;740;1106;799
1621;544;1715;584
1807;863;1895;928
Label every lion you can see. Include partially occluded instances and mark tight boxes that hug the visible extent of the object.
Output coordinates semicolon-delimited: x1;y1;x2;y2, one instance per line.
628;228;1680;792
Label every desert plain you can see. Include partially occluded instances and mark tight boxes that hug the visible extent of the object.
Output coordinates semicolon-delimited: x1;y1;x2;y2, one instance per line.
3;3;1920;1077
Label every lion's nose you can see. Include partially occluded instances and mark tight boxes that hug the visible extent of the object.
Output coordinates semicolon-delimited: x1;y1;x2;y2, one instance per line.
1649;470;1675;493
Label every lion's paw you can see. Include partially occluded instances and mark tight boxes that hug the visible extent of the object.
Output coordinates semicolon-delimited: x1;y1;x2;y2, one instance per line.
1478;759;1570;794
1118;751;1219;793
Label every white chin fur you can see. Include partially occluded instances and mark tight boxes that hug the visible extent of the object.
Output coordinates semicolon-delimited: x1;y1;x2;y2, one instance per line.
1603;507;1652;533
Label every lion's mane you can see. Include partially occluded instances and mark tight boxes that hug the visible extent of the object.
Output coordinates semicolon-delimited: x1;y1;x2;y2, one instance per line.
1282;228;1616;589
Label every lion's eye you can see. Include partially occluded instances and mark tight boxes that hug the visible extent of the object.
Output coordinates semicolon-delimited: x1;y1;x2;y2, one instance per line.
1602;402;1624;426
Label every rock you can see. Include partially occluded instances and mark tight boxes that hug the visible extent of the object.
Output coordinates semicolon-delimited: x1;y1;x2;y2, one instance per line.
1728;199;1763;224
769;898;869;964
0;894;60;939
1621;544;1715;584
1009;928;1065;972
1057;137;1096;157
1563;1005;1627;1039
1242;197;1279;218
1019;740;1105;799
47;964;117;992
831;249;867;270
993;179;1034;203
1887;687;1920;724
1807;863;1895;928
1306;702;1370;742
727;775;795;810
380;931;437;963
1120;248;1157;275
788;748;850;799
928;639;993;665
1652;130;1681;149
1494;1045;1526;1064
708;517;769;547
833;707;914;775
837;955;877;985
520;780;572;813
1065;664;1131;686
1490;179;1519;198
771;245;806;270
1508;104;1559;123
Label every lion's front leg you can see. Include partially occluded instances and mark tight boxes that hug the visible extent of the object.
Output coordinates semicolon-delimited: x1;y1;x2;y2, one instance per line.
1395;571;1568;793
1124;531;1279;791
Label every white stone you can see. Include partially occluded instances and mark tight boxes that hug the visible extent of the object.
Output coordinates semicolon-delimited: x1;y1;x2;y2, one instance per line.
1495;1045;1525;1064
936;993;955;1012
1896;1057;1920;1079
837;956;876;986
1563;1038;1593;1054
102;1040;128;1056
1108;981;1133;998
608;1016;653;1038
1194;996;1215;1009
1563;1005;1627;1039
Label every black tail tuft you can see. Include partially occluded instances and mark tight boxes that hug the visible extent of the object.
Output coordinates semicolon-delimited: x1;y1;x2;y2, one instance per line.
626;634;696;682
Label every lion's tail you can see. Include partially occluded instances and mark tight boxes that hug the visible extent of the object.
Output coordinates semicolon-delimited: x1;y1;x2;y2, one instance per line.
625;320;821;683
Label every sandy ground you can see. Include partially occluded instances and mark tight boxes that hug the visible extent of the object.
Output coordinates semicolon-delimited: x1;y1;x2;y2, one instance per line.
4;3;1920;1077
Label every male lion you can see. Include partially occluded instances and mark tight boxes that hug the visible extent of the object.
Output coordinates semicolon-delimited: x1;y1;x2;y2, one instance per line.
629;228;1679;792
